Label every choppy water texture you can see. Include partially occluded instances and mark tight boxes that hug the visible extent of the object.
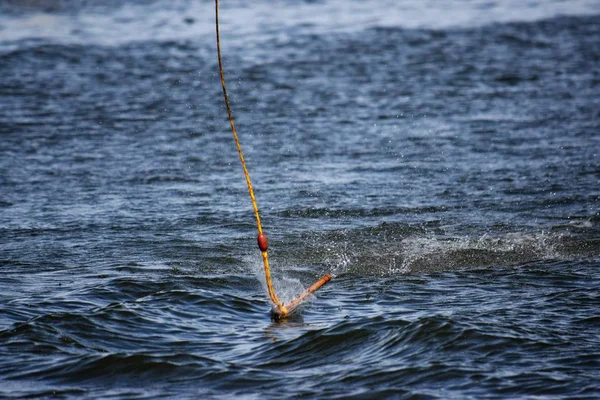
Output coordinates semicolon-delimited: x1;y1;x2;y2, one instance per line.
1;0;600;398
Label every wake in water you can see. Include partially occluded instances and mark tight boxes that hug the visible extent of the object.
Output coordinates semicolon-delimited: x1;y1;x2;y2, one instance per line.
269;223;599;277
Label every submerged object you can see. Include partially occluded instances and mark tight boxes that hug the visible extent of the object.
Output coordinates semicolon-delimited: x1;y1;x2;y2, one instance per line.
214;0;331;319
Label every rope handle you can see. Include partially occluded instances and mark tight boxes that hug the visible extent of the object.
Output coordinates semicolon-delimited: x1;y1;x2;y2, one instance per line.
215;0;285;313
215;0;330;318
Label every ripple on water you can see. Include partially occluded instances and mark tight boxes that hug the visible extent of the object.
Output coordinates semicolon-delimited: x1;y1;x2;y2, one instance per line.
1;1;599;398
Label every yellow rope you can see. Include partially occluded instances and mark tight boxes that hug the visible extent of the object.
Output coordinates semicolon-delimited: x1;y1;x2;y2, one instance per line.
215;0;286;314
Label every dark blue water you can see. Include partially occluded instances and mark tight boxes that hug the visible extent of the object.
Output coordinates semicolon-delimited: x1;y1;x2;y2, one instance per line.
1;0;599;398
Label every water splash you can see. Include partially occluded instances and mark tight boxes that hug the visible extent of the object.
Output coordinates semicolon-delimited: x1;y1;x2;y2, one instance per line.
245;253;307;305
288;228;579;276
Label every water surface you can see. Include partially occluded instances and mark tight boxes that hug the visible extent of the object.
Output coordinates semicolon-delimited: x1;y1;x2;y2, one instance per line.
1;0;599;398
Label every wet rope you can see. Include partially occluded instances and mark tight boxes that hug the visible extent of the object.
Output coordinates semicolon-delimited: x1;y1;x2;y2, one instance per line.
215;0;286;314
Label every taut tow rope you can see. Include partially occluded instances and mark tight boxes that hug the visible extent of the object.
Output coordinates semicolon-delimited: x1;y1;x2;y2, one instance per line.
215;0;331;319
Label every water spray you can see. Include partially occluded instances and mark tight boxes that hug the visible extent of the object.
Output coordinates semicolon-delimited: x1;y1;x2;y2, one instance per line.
215;0;331;319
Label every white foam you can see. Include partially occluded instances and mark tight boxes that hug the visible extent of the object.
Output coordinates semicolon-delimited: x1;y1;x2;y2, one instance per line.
319;230;565;276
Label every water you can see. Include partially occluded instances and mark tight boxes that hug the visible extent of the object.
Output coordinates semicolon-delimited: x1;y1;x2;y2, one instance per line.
1;0;599;398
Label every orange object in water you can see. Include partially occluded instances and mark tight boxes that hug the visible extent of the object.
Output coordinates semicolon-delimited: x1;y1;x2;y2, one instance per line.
215;0;331;319
257;233;269;252
271;273;332;320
